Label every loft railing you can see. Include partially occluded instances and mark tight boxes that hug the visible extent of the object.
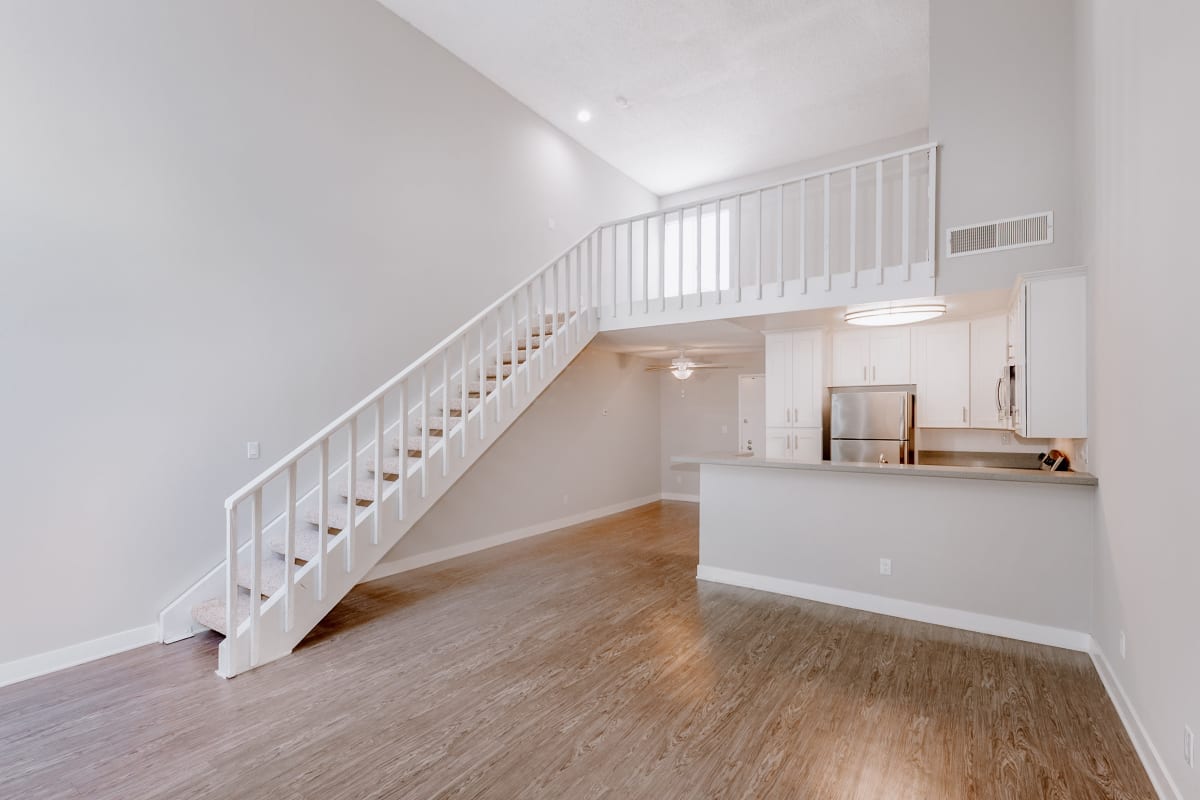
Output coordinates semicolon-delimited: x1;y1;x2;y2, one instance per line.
594;143;938;320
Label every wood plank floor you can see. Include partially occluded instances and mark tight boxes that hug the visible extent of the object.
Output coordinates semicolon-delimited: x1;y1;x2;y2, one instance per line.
0;501;1153;799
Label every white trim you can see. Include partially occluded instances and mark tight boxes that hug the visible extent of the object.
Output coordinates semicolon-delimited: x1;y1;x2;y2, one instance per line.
1090;644;1180;800
363;494;664;582
0;623;160;689
695;565;1091;652
659;492;700;503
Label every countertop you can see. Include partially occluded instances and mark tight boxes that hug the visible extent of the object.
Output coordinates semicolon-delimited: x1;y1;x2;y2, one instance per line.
671;453;1099;486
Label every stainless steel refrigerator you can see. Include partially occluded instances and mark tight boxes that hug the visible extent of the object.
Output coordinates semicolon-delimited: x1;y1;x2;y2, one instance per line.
828;386;915;464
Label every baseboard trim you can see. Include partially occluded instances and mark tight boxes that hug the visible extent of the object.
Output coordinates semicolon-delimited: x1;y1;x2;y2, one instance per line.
659;492;699;502
1090;644;1180;800
695;564;1091;652
363;494;664;583
0;623;160;689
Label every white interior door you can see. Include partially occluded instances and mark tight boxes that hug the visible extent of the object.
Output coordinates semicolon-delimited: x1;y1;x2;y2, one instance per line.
738;374;766;455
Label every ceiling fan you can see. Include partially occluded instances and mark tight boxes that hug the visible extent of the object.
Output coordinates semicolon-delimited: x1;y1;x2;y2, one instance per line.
644;350;738;381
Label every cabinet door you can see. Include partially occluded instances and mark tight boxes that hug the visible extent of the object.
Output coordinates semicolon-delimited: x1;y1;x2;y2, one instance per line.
764;333;792;427
914;321;970;428
790;330;823;427
831;329;870;386
764;428;793;460
969;315;1008;429
1025;274;1087;437
869;328;911;385
792;428;823;463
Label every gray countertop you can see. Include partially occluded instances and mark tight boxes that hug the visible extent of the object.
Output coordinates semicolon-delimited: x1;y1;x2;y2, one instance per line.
671;453;1099;486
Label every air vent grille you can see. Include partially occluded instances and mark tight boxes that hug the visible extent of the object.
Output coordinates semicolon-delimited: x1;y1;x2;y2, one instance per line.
947;212;1053;257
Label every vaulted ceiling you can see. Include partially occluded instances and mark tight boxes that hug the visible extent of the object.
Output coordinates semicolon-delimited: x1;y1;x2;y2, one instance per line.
378;0;929;196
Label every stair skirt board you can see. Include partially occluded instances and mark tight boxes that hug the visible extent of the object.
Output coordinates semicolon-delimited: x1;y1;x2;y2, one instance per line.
165;313;590;672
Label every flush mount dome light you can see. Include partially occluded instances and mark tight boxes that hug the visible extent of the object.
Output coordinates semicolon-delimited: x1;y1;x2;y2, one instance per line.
844;302;947;327
576;109;592;122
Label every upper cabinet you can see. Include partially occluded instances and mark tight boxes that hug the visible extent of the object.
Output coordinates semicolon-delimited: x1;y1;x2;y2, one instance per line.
1012;271;1087;438
913;321;971;428
968;314;1008;429
830;328;911;386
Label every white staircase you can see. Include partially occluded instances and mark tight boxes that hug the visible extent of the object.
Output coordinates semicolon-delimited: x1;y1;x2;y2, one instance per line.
161;142;939;678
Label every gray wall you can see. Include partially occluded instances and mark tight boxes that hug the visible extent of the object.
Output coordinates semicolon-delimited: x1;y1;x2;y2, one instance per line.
659;353;765;497
929;0;1081;294
380;348;661;566
1077;1;1200;795
0;0;655;664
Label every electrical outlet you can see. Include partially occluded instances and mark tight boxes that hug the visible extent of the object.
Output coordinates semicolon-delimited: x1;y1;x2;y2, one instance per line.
562;494;569;506
675;475;682;486
246;441;260;460
547;217;557;230
1001;433;1011;445
1119;630;1126;659
602;408;608;416
1185;725;1194;768
879;558;892;576
721;424;728;434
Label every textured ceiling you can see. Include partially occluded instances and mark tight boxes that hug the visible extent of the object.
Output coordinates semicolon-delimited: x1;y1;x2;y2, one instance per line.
378;0;929;195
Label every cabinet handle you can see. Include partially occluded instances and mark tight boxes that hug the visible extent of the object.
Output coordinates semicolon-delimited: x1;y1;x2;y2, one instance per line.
863;366;867;381
793;407;798;424
962;406;967;423
785;408;790;423
872;365;877;382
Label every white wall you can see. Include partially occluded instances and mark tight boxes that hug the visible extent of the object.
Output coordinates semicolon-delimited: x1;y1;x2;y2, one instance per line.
659;353;765;497
1076;1;1200;796
930;0;1081;294
0;0;656;665
377;348;660;567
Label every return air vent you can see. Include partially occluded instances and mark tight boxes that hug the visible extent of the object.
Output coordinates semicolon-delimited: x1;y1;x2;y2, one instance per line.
947;212;1053;257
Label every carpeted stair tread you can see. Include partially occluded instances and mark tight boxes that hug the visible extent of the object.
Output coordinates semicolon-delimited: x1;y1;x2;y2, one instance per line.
365;453;402;476
269;523;334;561
339;478;379;504
442;397;480;415
302;504;349;531
236;550;288;596
192;590;251;637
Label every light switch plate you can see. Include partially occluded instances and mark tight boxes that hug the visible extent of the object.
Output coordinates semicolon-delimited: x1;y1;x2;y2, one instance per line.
879;558;892;576
246;441;260;460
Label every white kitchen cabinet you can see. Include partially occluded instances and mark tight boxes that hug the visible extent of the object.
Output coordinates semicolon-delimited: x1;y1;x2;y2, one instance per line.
969;314;1009;429
913;321;971;428
831;328;910;386
763;329;824;463
764;427;822;463
1011;270;1088;438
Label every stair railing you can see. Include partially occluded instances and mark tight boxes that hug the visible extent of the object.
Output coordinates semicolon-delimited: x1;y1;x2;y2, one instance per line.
220;228;602;672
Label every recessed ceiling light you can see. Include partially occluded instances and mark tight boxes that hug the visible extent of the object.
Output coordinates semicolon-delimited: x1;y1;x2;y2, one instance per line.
576;109;592;123
615;95;631;110
844;302;947;327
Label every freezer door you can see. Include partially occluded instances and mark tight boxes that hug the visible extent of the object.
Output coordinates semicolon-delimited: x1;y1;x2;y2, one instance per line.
831;439;906;465
830;390;910;440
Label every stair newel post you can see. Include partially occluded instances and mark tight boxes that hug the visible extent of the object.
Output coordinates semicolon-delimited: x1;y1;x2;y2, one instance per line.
420;363;429;499
250;488;262;667
594;229;602;325
372;399;383;546
695;204;702;306
524;283;533;393
460;333;469;457
346;417;357;572
285;463;296;631
398;381;408;520
441;349;450;477
224;504;238;675
317;438;328;602
577;243;584;336
715;199;722;304
778;185;786;296
554;261;562;367
564;252;573;350
509;296;518;406
539;271;547;380
610;224;617;320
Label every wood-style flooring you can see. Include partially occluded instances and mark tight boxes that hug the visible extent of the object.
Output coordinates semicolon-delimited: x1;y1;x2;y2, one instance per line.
0;501;1154;799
